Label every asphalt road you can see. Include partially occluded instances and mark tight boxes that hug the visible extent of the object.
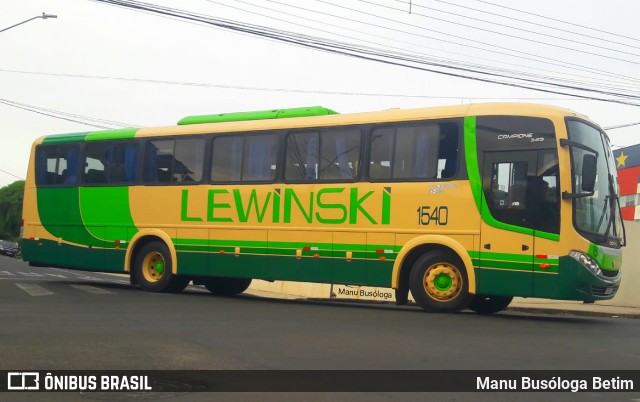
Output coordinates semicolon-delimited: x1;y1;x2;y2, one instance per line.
1;256;639;401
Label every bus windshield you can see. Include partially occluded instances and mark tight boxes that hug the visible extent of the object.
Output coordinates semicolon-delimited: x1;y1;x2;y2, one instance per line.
566;119;625;247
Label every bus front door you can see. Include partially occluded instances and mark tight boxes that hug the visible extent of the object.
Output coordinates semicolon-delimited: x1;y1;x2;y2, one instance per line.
478;151;536;297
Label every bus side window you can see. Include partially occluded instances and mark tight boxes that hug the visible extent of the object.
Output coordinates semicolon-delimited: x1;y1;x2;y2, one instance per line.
212;136;243;182
243;134;278;181
36;146;58;186
369;128;393;180
369;122;457;181
285;132;319;181
319;129;360;180
173;138;204;182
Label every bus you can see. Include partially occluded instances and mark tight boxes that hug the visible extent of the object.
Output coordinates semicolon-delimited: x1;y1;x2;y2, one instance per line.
21;103;625;314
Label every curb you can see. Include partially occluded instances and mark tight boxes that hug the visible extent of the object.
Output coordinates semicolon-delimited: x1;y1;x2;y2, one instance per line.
505;305;640;319
257;293;640;318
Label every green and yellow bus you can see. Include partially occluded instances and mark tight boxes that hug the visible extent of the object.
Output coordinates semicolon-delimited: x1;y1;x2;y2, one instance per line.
21;103;625;313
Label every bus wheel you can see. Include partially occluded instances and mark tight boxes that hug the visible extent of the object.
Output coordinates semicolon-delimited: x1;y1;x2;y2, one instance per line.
203;277;252;296
468;295;513;314
166;276;191;293
409;250;471;313
134;241;179;292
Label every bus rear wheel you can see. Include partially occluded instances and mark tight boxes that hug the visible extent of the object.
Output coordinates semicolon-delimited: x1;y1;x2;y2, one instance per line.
468;295;513;314
409;250;471;313
203;277;252;296
134;241;184;293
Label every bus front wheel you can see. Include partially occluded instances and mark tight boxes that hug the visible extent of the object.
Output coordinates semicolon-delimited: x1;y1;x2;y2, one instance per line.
203;277;252;296
133;241;184;293
468;295;513;314
409;250;471;313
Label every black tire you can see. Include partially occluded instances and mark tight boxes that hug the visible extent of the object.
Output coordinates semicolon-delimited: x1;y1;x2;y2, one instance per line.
166;276;191;293
133;241;183;293
203;277;252;296
409;250;471;313
468;295;513;314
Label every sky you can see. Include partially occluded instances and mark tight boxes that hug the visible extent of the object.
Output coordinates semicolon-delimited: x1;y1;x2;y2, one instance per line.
1;0;640;188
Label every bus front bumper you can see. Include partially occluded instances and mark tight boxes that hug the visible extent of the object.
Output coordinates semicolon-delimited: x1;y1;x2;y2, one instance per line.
550;256;622;302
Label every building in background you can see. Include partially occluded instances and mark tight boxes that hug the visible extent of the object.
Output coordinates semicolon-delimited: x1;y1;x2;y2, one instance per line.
613;144;640;221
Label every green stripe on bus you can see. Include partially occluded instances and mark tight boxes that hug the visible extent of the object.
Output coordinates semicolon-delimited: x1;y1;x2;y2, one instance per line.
175;238;401;253
79;187;138;241
463;116;559;242
86;128;138;141
464;116;482;213
177;106;338;125
36;188;113;247
42;132;89;144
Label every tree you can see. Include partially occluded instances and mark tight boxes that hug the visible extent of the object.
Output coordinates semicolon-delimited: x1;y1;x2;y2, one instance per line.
0;180;25;240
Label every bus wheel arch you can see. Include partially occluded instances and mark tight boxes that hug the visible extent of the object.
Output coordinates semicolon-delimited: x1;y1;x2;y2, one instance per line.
126;231;188;293
126;231;178;275
392;237;476;308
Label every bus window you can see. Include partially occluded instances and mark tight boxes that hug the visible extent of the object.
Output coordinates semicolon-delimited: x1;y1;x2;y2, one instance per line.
211;136;243;182
35;145;79;186
144;138;204;184
369;128;394;180
490;161;528;211
285;132;319;181
319;129;360;180
84;142;139;184
243;134;278;181
369;122;457;181
35;146;58;186
175;139;204;182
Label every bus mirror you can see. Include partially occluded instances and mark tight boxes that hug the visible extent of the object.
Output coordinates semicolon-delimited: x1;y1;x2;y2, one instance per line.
581;154;597;193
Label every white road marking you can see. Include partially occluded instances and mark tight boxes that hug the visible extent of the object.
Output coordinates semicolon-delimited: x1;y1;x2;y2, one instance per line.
69;284;116;295
17;272;43;277
0;270;14;276
15;283;54;296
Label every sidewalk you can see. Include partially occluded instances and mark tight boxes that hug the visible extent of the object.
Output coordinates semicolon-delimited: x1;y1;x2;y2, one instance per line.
244;288;640;318
508;298;640;319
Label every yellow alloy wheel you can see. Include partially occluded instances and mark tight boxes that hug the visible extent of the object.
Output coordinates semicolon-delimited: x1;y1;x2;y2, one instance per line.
141;251;166;283
422;262;463;302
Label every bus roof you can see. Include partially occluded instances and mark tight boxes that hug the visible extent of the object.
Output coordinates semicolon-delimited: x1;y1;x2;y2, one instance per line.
35;103;591;145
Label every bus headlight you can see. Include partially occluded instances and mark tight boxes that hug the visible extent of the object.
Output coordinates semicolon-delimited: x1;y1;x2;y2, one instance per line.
569;251;602;276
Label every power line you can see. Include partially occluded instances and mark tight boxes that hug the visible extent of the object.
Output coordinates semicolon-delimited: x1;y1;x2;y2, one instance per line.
471;0;640;44
605;121;640;130
232;0;640;93
358;0;640;62
306;0;640;84
0;168;24;180
0;98;135;129
0;67;616;101
86;0;640;106
424;0;640;50
242;0;640;91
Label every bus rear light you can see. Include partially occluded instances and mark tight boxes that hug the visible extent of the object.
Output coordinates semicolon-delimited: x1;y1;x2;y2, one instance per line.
539;263;551;269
